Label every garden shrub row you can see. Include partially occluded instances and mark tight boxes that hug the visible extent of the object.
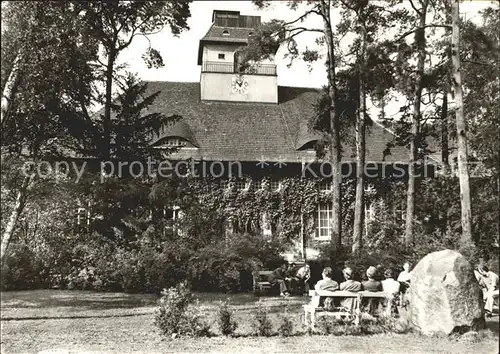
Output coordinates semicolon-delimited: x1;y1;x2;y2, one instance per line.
1;233;284;293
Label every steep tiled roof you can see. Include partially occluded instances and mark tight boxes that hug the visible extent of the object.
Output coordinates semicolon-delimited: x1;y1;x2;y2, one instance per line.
143;81;410;163
203;25;253;42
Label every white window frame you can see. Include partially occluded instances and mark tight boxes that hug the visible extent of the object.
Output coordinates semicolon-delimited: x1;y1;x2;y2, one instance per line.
315;202;332;240
270;180;281;191
253;179;263;191
235;180;250;191
319;180;332;192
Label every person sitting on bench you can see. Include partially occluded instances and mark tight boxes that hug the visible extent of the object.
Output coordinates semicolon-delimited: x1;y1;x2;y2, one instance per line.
339;267;362;311
361;266;382;314
315;267;339;309
382;268;401;315
269;263;292;297
296;263;311;294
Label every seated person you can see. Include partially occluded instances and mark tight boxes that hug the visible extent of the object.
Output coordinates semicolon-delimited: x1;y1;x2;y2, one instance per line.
362;266;382;292
478;265;499;317
381;269;401;315
339;267;362;311
269;263;292;297
295;263;311;294
315;267;339;309
361;266;382;314
340;267;362;291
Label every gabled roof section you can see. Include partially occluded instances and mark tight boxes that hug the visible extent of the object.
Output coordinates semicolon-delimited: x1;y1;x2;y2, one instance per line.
142;82;410;164
197;10;261;65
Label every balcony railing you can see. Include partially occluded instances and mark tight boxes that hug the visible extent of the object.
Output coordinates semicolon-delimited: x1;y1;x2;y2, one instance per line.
202;61;276;76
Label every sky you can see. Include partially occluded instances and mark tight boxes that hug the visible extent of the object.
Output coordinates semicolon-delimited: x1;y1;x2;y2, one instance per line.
119;0;497;89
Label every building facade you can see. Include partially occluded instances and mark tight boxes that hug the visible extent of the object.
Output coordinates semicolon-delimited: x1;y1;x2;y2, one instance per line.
136;10;422;260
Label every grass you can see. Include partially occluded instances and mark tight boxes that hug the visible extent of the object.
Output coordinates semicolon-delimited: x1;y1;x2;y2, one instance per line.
1;290;499;354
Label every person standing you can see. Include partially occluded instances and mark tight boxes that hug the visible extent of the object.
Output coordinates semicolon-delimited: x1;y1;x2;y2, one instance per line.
479;266;499;316
397;262;412;308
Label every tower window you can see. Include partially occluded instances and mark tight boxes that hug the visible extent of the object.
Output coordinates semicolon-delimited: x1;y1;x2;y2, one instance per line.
218;53;225;60
222;30;230;36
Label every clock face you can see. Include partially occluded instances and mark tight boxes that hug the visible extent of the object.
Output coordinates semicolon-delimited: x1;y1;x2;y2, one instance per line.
231;76;249;94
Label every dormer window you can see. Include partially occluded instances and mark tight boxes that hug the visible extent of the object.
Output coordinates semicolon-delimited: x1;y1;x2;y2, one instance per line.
222;30;230;36
248;31;254;36
164;138;187;148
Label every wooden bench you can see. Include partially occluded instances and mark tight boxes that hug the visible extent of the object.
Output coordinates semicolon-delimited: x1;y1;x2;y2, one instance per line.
252;262;306;296
252;270;273;295
303;290;392;330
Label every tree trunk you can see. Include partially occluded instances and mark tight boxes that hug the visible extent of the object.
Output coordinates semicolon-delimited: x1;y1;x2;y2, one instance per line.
450;0;473;244
352;19;367;254
0;176;30;264
405;1;428;247
441;90;450;174
321;5;342;250
1;52;21;128
103;50;116;159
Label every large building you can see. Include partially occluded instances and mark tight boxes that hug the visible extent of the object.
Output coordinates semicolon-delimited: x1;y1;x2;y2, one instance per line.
143;10;418;260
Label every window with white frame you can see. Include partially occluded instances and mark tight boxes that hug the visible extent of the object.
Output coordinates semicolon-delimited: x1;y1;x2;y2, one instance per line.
253;179;263;191
235;180;249;191
164;138;187;148
365;203;375;221
76;207;87;226
315;203;333;240
270;180;281;191
319;180;332;191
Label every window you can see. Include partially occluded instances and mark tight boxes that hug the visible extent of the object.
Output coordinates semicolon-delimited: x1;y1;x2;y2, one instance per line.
164;138;187;147
220;180;229;189
222;30;230;36
319;180;332;191
76;207;87;226
365;203;375;221
253;179;263;191
316;203;332;240
235;180;249;191
164;206;181;221
270;180;281;191
218;53;225;60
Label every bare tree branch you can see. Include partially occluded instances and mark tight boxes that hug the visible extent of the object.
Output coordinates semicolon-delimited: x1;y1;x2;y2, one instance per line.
409;0;422;16
396;24;452;41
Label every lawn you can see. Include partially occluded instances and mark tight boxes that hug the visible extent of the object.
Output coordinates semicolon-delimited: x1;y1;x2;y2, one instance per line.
1;290;498;354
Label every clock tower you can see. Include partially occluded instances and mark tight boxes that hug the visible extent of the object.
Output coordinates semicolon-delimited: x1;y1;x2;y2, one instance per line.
197;10;278;104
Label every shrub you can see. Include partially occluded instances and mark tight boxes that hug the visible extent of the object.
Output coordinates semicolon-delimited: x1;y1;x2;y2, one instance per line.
277;312;294;337
217;300;238;336
154;282;210;338
252;305;273;337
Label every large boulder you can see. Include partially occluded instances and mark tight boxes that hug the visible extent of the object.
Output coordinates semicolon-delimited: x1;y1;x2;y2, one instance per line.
410;249;484;335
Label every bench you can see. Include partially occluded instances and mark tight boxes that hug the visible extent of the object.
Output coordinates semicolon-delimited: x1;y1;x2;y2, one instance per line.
303;290;392;330
252;270;274;295
252;262;306;296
